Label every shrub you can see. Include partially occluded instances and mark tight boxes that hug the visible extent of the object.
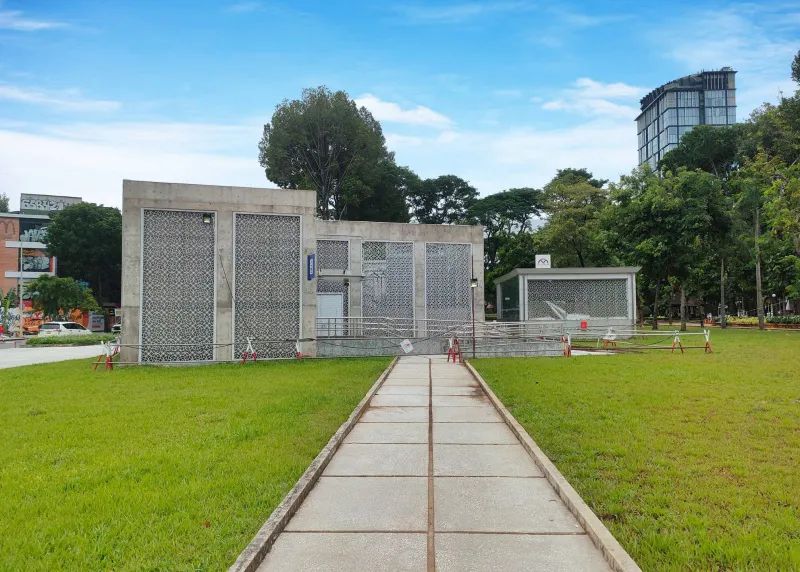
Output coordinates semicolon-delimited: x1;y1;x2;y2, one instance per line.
25;333;117;346
766;315;800;325
726;316;758;325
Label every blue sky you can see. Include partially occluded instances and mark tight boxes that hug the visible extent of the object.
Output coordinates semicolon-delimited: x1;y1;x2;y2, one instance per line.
0;0;798;208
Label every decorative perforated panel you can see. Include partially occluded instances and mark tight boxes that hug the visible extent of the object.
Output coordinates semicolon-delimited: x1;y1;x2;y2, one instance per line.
425;243;472;324
234;214;301;359
317;240;349;272
362;241;414;319
526;279;629;320
140;210;215;362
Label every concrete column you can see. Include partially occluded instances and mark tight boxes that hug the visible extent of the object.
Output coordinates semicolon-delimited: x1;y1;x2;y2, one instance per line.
350;237;362;319
300;215;317;356
413;241;426;336
216;210;233;360
120;200;142;364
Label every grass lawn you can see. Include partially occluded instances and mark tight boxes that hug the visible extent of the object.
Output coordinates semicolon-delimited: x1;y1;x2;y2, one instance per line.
0;357;390;571
473;328;800;571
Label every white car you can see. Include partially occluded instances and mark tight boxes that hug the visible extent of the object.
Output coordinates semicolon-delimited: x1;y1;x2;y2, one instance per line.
37;322;93;337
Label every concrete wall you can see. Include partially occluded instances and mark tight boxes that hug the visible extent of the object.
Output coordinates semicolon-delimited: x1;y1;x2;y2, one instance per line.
316;220;485;324
121;180;317;363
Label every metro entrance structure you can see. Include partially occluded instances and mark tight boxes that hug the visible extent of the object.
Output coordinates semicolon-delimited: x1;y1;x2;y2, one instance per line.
120;181;485;363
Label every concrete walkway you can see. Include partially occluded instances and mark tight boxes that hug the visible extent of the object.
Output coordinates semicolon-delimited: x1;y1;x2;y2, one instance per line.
258;356;610;572
0;345;104;369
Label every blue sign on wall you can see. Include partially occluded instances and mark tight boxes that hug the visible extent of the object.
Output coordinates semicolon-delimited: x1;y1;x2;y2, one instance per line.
307;254;316;280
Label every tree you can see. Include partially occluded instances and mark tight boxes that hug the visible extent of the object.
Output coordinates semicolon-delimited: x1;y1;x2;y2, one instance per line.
469;187;544;270
0;192;8;213
258;86;389;220
45;203;122;304
659;124;745;179
344;160;417;223
538;169;610;267
407;175;478;224
0;287;18;333
24;275;99;320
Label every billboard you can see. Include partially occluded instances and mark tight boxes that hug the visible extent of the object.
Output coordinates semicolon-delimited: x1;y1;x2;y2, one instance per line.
20;194;82;215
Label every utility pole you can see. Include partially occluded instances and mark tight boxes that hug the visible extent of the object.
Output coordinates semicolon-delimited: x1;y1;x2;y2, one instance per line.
720;257;726;328
17;241;24;337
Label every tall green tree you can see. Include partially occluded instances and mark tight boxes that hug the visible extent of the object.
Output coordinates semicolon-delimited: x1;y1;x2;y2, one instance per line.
24;275;99;320
345;160;418;223
538;169;610;267
659;124;745;178
0;192;8;212
258;86;389;220
407;175;478;224
45;203;122;304
469;187;544;270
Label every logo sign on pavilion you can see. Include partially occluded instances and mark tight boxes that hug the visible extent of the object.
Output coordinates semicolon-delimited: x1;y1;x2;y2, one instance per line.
535;254;552;269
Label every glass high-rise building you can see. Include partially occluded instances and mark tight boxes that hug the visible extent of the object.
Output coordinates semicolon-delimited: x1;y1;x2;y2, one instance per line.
636;68;737;169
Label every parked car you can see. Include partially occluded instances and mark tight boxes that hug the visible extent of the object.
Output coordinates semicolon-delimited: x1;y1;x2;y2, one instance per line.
111;322;121;334
37;322;92;337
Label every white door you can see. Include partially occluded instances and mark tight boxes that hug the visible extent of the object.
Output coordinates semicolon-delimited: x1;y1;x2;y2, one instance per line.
318;293;344;337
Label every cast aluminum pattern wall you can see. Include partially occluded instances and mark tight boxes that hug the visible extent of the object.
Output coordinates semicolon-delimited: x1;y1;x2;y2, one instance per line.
526;278;629;320
362;241;414;321
234;214;301;359
140;210;215;362
425;243;472;325
317;240;350;319
317;240;349;272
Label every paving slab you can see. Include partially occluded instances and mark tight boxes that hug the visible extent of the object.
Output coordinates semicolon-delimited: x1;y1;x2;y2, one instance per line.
376;386;429;395
286;477;427;531
259;532;427;572
433;406;503;423
435;477;583;533
250;356;618;572
433;422;520;444
435;533;609;572
432;395;490;407
360;406;428;423
344;422;428;444
381;378;430;387
431;378;479;387
0;345;104;369
323;444;427;476
431;386;483;396
434;444;543;477
371;394;429;407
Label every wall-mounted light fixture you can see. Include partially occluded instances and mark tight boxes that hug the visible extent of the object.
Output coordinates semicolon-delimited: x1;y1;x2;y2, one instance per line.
470;278;478;288
201;213;213;224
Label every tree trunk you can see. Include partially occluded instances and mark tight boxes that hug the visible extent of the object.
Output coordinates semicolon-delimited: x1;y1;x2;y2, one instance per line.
680;283;687;332
755;207;765;330
720;257;726;328
652;278;661;330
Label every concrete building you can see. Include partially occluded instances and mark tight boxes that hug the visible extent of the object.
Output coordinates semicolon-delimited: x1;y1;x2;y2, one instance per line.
1;194;82;301
636;68;737;169
494;267;640;329
121;180;484;363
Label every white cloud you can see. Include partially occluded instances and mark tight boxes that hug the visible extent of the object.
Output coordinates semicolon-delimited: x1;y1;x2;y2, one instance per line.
652;5;798;116
0;10;67;31
0;85;120;112
355;94;453;128
393;2;529;24
386;116;636;194
541;78;644;118
492;89;523;98
226;2;262;13
0;121;266;209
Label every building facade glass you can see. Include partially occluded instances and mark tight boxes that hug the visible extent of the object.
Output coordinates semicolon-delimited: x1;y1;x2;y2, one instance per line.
636;68;736;169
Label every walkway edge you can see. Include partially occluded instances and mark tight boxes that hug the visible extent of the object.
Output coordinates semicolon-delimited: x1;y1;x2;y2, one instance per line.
228;357;399;572
464;361;642;572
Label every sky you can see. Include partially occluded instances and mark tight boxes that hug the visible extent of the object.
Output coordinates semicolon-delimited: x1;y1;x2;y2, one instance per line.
0;0;798;210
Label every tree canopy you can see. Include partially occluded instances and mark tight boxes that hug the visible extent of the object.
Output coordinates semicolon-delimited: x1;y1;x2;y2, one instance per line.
46;203;122;304
24;275;99;320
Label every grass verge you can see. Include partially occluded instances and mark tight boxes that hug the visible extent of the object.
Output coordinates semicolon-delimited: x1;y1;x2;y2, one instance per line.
25;333;117;346
0;357;390;570
472;328;800;571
